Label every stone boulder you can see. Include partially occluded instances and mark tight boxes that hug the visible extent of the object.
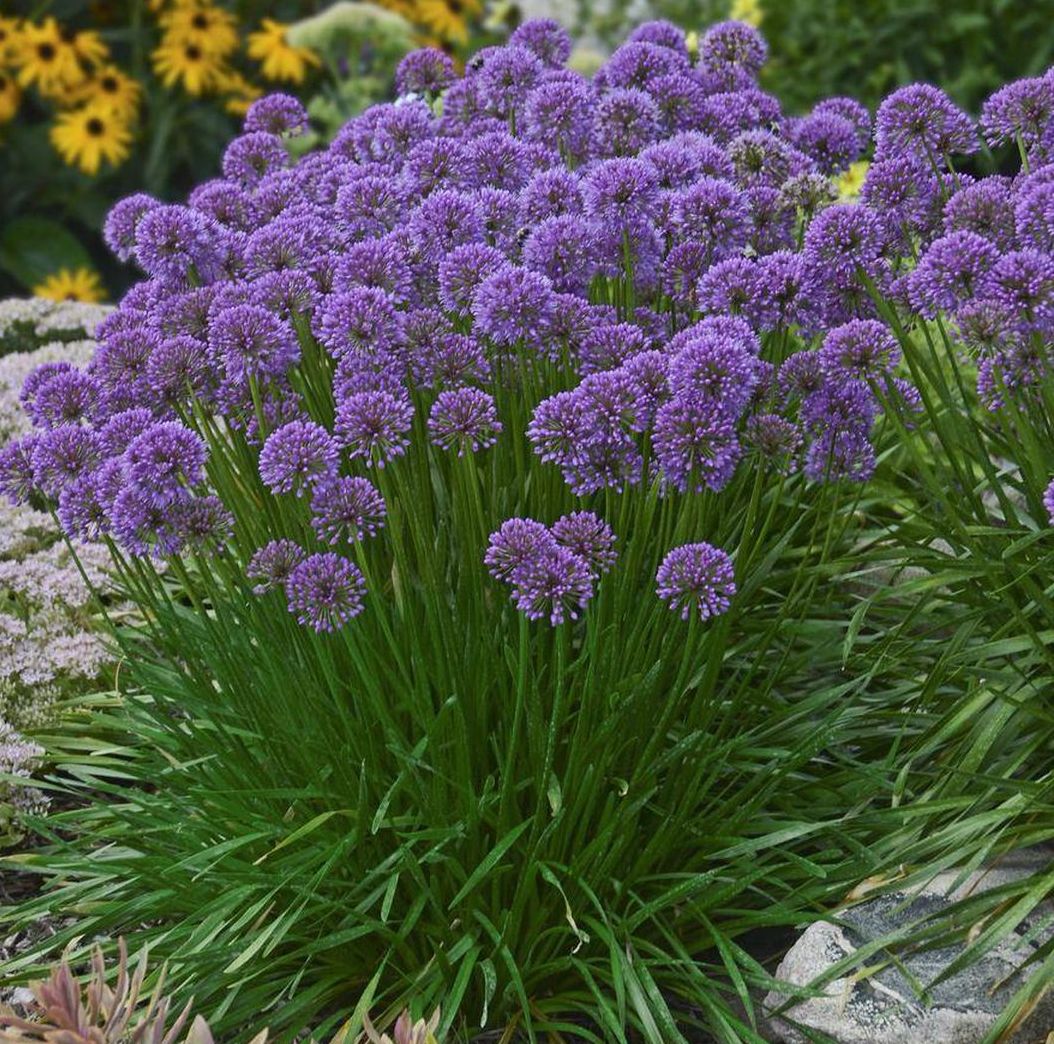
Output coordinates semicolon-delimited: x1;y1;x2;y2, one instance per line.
765;848;1054;1043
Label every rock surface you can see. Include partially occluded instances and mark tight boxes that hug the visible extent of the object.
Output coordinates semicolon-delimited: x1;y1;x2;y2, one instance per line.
765;849;1054;1043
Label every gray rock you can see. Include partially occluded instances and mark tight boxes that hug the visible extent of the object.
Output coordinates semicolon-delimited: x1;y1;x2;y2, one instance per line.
765;849;1054;1043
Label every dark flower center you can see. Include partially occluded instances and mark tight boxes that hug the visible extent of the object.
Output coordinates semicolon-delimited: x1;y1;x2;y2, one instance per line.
186;44;202;61
38;42;56;61
192;13;208;29
86;117;105;136
101;75;118;92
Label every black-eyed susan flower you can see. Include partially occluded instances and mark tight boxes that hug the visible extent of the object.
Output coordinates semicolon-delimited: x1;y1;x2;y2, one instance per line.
50;101;132;174
0;16;21;65
72;63;141;119
14;18;83;94
0;70;20;124
246;19;319;85
158;2;238;61
212;67;262;116
416;0;481;46
152;34;222;94
32;266;106;303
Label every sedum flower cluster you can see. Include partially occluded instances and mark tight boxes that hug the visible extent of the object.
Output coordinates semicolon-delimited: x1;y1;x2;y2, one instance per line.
13;17;1025;636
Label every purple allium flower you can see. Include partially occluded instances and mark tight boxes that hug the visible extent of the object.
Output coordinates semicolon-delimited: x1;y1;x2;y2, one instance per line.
406;137;471;195
334;390;414;468
644;73;707;134
477;45;543;119
579;323;647;375
173;494;234;549
727;129;808;189
1044;477;1054;524
409;189;485;260
627;19;687;54
247;538;305;594
0;436;40;504
780;350;825;399
875;83;976;162
655;542;736;621
438;244;509;315
104;193;160;262
941;177;1016;250
666;334;757;415
661;242;710;310
510;544;594;626
698;87;781;143
592;87;660;157
582;157;659;226
244;93;309;136
31;425;101;496
601;41;687;91
57;465;118;540
96;408;153;457
211;303;299;379
981;77;1054;153
509;19;572;68
804;426;876;483
27;369;103;429
147;335;213;404
310;476;386;544
982;249;1054;332
135;204;221;285
413;333;490;389
285;552;366;632
468;136;537;197
909;231;1001;316
1014;178;1054;252
859;159;939;239
258;420;339;497
800;380;877;436
395;47;456;96
428;387;502;455
551;511;618;578
527;391;589;467
748;250;810;330
670;178;749;258
521;215;597;295
697;257;757;317
813;96;872;153
336;175;409;240
109;485;188;557
315;288;403;360
485;517;557;582
618;349;670;427
652;397;742;493
523;79;595;161
124;421;207;504
802;203;889;289
335;239;415;305
519;169;583;223
746;413;802;471
700;20;766;77
819;319;901;380
473;266;555;347
788;111;860;174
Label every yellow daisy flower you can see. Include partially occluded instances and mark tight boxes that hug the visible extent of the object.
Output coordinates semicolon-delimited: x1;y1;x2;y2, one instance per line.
837;160;870;201
33;267;107;303
71;63;141;119
66;25;109;68
158;3;239;61
0;16;22;65
416;0;481;45
0;70;20;124
247;18;320;85
730;0;763;28
50;100;132;175
15;18;83;93
213;67;262;116
152;33;223;94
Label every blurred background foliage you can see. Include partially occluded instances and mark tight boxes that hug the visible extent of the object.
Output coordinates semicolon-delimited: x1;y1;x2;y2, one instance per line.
580;0;1054;113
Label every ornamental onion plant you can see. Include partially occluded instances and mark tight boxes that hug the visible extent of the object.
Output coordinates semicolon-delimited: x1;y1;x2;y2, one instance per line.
4;18;1053;1042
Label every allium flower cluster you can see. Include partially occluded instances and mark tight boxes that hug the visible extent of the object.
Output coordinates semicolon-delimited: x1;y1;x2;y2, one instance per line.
485;513;617;625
